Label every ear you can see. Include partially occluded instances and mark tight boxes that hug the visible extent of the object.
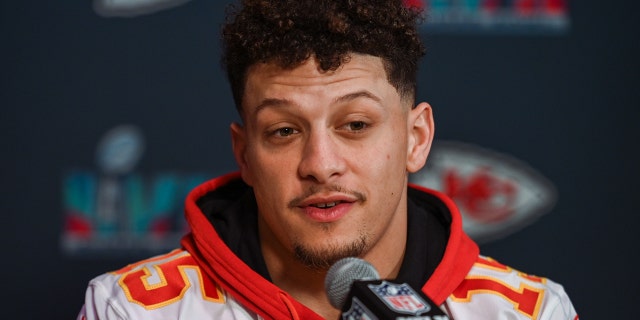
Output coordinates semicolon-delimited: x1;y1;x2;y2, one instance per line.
230;122;253;186
406;102;434;173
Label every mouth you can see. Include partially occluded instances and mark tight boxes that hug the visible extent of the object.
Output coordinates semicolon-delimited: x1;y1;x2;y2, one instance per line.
303;201;352;223
290;188;365;210
288;187;366;223
310;201;342;209
297;196;360;223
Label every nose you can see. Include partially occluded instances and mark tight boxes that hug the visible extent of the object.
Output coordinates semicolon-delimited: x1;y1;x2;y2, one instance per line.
297;129;346;184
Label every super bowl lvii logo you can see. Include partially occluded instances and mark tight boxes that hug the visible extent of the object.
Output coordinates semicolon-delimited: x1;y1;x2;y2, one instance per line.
61;125;209;256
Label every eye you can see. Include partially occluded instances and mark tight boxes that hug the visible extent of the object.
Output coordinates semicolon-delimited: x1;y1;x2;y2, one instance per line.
273;127;298;137
347;121;367;131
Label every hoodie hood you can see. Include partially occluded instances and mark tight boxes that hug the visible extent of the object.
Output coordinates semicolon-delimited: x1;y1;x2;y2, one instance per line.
180;172;479;319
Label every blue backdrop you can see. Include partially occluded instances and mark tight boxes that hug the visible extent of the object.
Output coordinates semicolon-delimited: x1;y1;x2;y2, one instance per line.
2;0;638;318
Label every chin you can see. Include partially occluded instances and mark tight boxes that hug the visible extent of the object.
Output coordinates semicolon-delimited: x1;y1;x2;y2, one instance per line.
292;234;368;270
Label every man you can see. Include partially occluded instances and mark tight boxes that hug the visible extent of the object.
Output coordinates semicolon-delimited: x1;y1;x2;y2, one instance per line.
78;0;578;319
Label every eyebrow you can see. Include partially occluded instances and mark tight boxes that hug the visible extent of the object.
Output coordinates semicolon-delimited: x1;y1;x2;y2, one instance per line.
333;90;382;105
253;90;383;116
253;98;292;116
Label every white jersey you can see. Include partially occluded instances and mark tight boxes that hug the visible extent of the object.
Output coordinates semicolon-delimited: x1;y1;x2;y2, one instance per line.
78;250;258;320
444;256;578;320
78;251;577;320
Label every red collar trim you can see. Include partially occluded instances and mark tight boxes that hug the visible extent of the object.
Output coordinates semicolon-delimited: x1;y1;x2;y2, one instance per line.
181;173;478;317
181;172;321;319
409;183;480;304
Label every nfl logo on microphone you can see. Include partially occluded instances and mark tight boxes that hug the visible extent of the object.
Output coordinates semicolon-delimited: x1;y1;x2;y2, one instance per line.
369;281;431;315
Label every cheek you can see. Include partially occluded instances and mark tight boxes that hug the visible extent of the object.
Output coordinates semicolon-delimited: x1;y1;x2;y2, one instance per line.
368;142;409;195
247;148;299;198
247;145;279;171
252;150;299;178
373;140;407;172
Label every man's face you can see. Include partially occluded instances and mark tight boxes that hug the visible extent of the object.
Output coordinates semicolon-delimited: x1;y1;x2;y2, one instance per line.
231;54;433;269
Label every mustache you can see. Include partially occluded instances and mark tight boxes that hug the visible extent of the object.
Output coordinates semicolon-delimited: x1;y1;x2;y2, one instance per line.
288;185;366;208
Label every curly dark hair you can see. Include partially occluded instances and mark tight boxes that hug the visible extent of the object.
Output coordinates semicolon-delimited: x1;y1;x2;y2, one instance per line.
221;0;426;113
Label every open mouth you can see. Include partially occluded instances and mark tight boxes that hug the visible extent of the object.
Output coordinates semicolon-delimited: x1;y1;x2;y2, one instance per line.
301;199;353;223
311;201;341;209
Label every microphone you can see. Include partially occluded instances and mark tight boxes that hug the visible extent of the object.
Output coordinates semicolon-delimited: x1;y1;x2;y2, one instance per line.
325;257;449;320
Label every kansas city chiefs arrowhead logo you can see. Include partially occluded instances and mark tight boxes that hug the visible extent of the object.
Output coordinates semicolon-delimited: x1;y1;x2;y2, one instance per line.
410;140;557;243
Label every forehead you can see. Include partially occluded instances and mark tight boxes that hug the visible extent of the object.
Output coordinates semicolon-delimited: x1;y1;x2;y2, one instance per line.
241;54;398;113
248;54;387;83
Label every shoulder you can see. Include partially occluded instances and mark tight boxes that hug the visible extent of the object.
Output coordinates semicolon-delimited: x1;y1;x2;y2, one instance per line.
445;256;579;320
100;249;223;307
79;249;254;320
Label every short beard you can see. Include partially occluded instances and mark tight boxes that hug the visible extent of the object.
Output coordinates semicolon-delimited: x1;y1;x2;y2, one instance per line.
293;234;368;271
